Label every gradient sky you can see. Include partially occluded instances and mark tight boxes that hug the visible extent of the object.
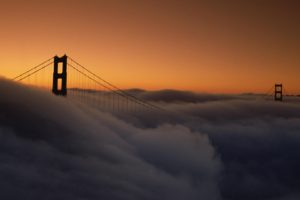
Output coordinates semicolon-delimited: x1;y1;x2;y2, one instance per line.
0;0;299;93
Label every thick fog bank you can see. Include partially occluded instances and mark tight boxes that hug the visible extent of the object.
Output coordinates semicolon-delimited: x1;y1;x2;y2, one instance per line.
0;79;221;200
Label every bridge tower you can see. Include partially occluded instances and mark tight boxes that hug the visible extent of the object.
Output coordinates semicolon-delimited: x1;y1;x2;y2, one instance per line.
274;84;283;101
52;55;67;96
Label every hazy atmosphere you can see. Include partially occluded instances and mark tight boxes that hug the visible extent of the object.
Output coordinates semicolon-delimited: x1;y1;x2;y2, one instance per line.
1;1;300;200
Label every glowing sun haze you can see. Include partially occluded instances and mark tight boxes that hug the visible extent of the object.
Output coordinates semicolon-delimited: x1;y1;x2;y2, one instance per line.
0;0;299;93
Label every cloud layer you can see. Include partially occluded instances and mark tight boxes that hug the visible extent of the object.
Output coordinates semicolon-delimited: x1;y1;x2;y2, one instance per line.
1;79;300;200
130;90;300;200
0;79;221;200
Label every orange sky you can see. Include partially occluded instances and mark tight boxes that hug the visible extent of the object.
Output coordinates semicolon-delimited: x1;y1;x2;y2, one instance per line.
0;0;300;94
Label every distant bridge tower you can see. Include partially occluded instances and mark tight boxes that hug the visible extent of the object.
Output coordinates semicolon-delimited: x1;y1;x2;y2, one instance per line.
274;83;283;101
52;55;67;96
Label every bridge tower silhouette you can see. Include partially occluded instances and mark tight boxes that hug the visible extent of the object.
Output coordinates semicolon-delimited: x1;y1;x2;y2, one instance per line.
274;84;283;101
52;55;68;96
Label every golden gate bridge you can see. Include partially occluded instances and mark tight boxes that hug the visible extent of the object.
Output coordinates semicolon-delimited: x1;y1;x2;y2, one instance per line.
12;55;164;114
12;55;295;115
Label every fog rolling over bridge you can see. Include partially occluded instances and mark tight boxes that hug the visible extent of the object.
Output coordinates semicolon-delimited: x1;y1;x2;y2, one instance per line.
0;54;300;200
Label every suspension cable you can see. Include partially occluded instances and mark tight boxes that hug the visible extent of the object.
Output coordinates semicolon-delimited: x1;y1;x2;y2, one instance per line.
68;57;164;111
67;63;154;110
12;57;54;80
15;62;54;82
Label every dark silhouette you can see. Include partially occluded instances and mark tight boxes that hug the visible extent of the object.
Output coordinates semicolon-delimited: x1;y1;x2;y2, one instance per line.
52;55;67;96
12;55;300;107
274;84;283;101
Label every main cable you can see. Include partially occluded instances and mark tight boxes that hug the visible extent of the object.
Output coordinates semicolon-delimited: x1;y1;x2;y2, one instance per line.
12;57;54;80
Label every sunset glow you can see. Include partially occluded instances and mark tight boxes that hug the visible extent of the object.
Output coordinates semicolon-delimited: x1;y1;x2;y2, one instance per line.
2;1;300;199
1;0;299;93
